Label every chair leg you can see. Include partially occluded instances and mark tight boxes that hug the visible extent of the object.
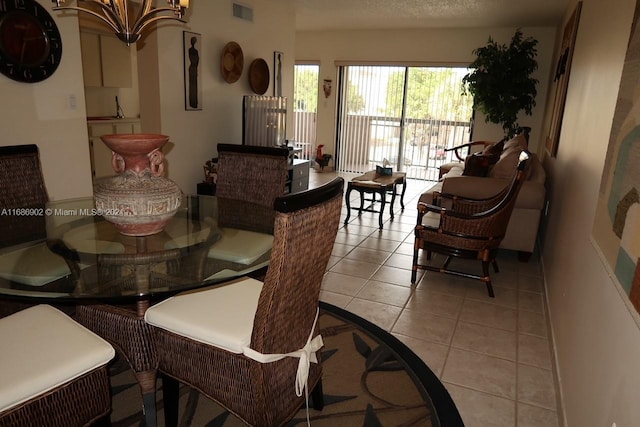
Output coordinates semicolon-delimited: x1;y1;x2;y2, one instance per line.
481;261;495;298
310;378;325;410
443;256;453;269
492;259;499;273
162;374;180;427
411;239;420;283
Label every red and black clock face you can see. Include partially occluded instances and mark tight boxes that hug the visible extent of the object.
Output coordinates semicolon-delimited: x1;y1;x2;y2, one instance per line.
0;0;62;83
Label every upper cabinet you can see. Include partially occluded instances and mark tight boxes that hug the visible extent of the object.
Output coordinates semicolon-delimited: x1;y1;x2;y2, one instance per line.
80;31;133;88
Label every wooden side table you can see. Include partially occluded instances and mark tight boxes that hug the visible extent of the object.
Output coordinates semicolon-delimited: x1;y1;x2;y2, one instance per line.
344;171;406;229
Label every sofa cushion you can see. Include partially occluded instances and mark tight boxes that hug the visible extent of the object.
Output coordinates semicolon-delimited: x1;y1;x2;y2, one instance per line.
489;134;528;180
502;133;528;151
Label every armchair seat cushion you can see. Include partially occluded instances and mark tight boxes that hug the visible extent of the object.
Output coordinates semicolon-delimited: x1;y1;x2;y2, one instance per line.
0;305;115;412
144;277;263;353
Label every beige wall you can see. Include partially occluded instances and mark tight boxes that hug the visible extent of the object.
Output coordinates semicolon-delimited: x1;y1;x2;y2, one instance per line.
541;0;640;425
0;1;92;201
295;27;557;160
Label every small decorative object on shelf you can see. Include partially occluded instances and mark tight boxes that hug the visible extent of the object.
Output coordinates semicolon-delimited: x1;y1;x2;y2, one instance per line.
203;158;218;184
93;134;182;236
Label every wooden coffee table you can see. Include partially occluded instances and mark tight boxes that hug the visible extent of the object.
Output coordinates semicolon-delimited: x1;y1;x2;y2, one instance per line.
344;171;406;229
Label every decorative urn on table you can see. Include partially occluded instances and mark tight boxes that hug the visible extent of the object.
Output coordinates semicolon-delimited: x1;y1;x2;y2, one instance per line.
94;133;183;236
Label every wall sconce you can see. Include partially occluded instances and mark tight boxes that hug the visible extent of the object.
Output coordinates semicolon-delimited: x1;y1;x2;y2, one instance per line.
52;0;190;45
323;79;332;98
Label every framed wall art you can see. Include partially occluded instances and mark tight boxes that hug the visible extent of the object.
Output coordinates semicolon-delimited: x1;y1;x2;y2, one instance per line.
592;0;640;315
545;2;582;156
273;51;283;97
183;31;202;110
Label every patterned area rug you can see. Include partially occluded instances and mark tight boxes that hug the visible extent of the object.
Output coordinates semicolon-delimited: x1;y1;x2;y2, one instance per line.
109;302;463;426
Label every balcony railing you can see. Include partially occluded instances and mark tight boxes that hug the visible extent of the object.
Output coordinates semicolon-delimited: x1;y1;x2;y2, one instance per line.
294;111;471;181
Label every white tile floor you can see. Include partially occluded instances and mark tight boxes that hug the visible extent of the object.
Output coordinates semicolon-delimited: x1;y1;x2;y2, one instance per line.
309;169;561;427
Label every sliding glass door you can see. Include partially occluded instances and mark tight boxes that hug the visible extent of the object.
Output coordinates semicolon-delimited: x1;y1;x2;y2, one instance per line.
336;65;473;180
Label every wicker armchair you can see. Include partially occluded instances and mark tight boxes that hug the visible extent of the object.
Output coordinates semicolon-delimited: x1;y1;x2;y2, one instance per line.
0;305;115;427
412;151;531;297
145;177;344;426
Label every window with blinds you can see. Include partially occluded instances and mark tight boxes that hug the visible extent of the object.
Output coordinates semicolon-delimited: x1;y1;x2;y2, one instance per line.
335;65;474;181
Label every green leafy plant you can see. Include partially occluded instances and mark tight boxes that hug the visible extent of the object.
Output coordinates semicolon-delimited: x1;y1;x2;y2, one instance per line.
462;29;539;138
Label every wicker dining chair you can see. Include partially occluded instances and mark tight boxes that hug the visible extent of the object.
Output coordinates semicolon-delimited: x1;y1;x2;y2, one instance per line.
0;304;115;427
411;151;531;297
0;145;49;249
145;177;345;427
215;143;290;234
0;145;76;318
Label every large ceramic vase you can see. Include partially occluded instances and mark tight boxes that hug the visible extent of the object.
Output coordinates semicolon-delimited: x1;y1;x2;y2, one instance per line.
93;133;182;236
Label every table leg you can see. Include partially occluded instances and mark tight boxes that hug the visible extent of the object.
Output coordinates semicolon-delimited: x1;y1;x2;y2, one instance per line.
378;189;386;229
400;178;407;210
389;184;397;219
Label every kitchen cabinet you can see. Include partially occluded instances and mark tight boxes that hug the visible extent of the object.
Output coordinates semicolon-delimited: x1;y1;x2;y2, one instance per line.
80;31;133;88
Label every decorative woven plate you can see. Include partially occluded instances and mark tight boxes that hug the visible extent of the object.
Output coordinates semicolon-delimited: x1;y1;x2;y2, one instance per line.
221;41;243;83
248;58;269;95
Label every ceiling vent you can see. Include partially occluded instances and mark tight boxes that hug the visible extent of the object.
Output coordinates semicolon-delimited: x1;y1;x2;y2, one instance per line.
233;3;253;22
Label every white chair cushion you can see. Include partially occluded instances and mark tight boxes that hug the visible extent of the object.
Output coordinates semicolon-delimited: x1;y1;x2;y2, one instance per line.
207;228;273;265
145;277;263;353
0;305;115;412
0;244;71;286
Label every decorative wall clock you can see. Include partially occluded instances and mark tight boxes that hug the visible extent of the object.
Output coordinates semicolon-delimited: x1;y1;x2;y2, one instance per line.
0;0;63;83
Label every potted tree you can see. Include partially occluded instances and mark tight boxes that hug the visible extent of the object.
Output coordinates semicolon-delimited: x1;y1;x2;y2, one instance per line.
462;29;539;138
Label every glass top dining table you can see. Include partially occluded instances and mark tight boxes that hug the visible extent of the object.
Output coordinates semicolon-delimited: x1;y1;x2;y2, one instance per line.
0;195;275;304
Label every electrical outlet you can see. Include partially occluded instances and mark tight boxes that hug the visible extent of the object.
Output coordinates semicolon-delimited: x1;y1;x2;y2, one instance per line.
68;94;77;110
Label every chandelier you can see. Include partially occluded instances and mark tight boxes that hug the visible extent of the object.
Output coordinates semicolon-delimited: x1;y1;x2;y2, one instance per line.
52;0;190;45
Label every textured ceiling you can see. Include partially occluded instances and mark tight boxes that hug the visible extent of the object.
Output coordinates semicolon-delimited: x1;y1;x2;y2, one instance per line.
293;0;569;31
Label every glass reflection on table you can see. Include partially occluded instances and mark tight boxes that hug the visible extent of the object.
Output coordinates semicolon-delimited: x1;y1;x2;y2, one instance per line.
0;195;274;302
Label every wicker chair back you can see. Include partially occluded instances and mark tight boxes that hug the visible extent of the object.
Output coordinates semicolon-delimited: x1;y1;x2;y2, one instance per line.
0;145;48;248
215;143;289;206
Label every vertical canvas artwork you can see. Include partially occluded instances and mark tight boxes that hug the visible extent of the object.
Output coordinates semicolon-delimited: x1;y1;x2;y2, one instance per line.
184;31;202;110
273;51;283;97
545;2;582;157
592;1;640;314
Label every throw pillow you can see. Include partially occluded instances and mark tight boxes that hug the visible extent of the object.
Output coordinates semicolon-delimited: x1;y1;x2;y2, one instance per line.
463;153;494;177
482;139;505;158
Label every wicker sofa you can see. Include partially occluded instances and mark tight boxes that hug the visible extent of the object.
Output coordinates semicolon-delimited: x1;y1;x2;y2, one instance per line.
418;133;546;260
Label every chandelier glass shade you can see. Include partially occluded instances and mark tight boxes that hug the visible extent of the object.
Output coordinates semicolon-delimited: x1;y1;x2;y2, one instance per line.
52;0;189;44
